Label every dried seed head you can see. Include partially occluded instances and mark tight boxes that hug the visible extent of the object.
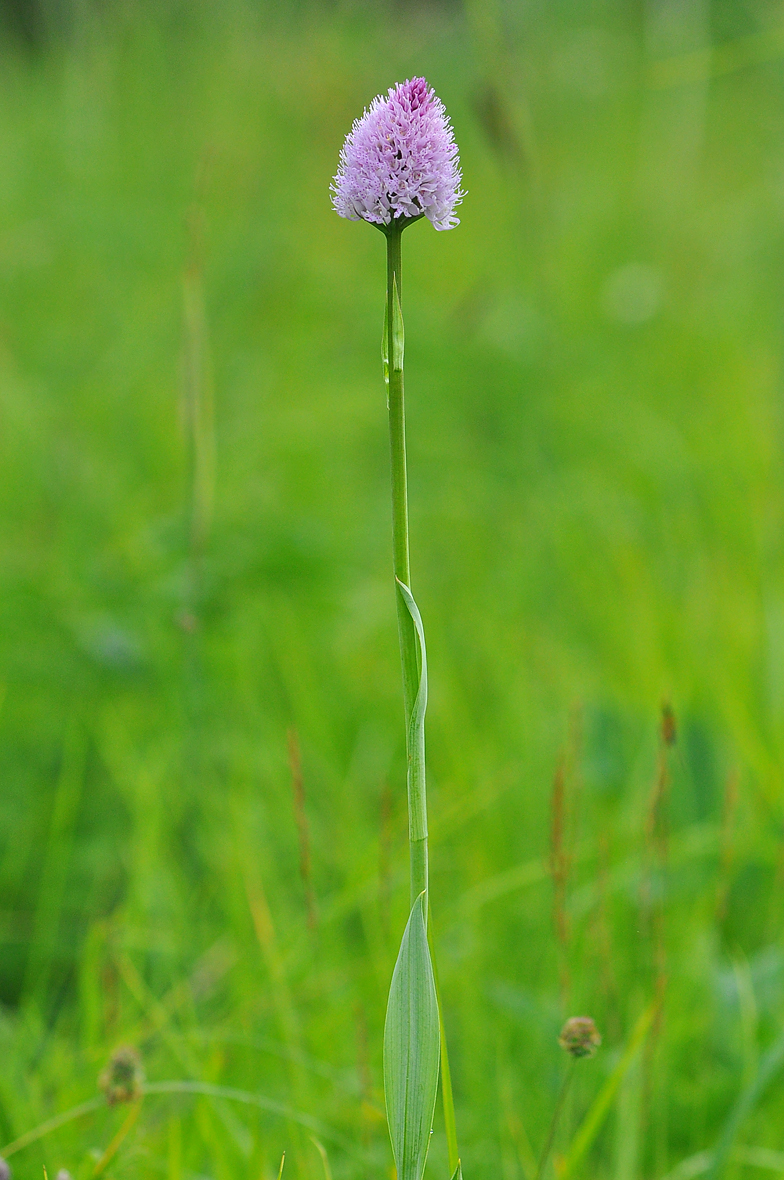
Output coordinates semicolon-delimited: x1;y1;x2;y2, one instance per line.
98;1045;144;1105
558;1016;602;1058
0;1157;11;1179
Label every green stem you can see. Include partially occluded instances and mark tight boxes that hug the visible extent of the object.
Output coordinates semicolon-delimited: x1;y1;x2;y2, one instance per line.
386;226;427;907
535;1060;576;1180
385;221;460;1170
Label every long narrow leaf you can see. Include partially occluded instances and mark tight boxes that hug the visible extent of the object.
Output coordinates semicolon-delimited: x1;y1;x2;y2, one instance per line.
384;891;441;1180
662;1145;784;1180
704;1024;784;1180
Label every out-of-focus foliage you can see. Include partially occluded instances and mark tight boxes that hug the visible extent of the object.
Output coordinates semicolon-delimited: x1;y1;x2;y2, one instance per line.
1;0;784;1177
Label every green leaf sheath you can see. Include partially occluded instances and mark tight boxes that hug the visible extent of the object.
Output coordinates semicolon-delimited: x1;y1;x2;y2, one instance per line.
396;576;429;908
392;273;405;372
384;892;441;1180
382;301;389;392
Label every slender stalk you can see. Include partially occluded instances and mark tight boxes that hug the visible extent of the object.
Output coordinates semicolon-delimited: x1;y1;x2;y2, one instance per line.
535;1059;575;1180
385;219;460;1171
92;1099;142;1177
386;225;427;907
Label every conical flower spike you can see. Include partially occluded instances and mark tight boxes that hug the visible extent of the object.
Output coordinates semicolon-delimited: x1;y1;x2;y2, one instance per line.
331;77;464;231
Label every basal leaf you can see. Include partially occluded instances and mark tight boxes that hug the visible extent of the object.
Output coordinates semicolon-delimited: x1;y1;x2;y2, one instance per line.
383;891;440;1180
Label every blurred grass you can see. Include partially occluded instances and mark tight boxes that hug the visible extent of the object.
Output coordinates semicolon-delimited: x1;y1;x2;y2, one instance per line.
2;0;784;1177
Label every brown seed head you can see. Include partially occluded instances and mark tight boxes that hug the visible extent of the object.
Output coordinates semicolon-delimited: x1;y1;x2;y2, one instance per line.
98;1045;144;1105
558;1016;602;1058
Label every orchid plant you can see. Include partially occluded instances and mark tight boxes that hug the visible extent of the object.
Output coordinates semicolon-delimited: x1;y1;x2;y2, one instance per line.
332;78;464;1180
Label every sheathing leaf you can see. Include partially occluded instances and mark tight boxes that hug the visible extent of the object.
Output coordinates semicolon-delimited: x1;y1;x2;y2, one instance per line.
396;578;427;843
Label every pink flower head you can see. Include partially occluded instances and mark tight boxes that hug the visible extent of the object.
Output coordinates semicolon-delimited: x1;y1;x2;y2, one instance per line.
331;77;463;232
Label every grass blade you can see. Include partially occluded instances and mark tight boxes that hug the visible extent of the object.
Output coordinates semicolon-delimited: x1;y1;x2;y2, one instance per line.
703;1024;784;1180
310;1136;333;1180
0;1098;105;1158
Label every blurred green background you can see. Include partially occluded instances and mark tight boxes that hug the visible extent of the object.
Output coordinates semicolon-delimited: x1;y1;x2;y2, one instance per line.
2;0;784;1177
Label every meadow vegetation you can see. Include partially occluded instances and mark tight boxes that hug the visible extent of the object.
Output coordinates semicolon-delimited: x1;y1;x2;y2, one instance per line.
1;1;784;1177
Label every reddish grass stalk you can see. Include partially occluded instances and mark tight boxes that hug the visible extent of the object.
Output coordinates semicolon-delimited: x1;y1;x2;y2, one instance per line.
640;701;675;1176
353;1001;375;1146
715;769;739;924
378;781;393;939
595;833;621;1043
549;711;582;1011
767;825;784;941
550;757;571;1007
287;729;318;932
